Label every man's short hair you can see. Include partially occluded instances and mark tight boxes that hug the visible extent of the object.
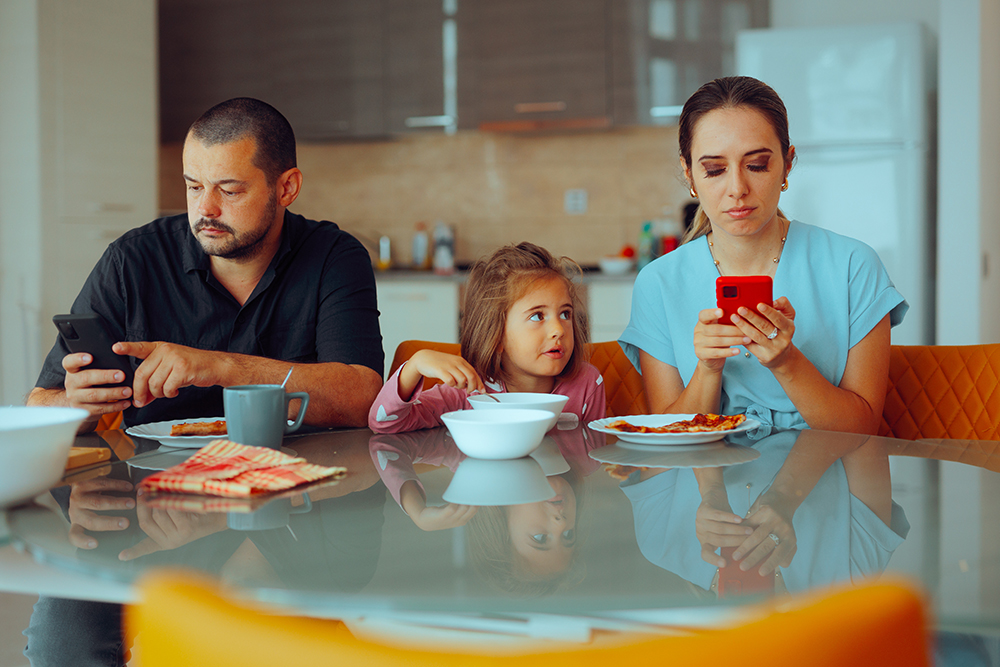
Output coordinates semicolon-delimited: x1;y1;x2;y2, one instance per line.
188;98;296;184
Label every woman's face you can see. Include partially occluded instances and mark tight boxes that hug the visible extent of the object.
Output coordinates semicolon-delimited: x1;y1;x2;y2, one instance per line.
506;476;577;576
683;106;793;240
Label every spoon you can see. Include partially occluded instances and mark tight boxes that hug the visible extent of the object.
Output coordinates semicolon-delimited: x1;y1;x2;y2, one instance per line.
472;390;501;402
281;367;294;388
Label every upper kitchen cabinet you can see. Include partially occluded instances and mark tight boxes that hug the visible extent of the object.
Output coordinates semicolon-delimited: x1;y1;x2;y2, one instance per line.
460;0;618;131
159;0;387;141
384;0;472;134
631;0;768;124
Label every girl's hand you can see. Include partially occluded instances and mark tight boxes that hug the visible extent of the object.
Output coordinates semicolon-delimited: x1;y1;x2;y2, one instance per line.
398;350;485;397
694;308;752;373
731;297;796;368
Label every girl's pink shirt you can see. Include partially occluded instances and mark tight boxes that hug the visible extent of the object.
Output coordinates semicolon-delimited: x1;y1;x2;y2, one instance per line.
368;362;607;434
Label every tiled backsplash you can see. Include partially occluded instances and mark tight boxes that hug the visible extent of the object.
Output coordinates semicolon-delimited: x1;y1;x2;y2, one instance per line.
159;125;690;266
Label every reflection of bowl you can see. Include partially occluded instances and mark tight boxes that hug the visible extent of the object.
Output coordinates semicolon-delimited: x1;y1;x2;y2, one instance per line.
598;256;635;275
467;393;569;431
443;457;554;506
0;407;88;508
441;409;552;459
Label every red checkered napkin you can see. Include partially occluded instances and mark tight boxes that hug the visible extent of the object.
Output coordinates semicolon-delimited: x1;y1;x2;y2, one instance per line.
137;440;346;498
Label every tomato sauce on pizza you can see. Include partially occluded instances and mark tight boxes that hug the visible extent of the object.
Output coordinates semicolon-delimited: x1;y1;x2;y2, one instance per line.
606;413;745;434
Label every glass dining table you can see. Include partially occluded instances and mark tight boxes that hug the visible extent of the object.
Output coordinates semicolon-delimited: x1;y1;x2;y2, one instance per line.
1;420;998;649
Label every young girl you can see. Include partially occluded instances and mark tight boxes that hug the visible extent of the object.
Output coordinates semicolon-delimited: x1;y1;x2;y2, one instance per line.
368;242;606;433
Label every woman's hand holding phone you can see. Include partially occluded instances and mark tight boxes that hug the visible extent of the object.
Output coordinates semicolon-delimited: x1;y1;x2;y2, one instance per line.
731;297;796;368
693;308;752;372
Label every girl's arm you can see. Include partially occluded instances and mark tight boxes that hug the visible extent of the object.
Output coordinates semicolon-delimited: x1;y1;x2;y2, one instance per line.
367;363;472;433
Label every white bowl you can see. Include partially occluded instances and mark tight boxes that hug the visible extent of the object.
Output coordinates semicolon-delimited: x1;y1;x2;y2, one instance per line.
443;457;554;506
0;407;88;508
467;393;569;431
441;409;552;459
598;256;635;275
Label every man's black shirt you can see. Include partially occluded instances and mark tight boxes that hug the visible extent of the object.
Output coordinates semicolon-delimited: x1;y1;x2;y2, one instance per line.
37;211;383;426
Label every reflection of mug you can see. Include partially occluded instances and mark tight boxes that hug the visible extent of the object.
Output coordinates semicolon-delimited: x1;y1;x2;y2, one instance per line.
227;495;313;531
223;384;309;449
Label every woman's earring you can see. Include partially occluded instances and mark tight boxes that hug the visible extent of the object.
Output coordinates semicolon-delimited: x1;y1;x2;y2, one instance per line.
781;179;789;192
689;187;698;199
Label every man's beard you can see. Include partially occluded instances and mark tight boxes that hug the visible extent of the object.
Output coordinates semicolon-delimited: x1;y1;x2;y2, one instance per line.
192;192;278;261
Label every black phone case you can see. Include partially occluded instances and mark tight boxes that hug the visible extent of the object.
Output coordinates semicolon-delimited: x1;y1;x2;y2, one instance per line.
52;314;134;388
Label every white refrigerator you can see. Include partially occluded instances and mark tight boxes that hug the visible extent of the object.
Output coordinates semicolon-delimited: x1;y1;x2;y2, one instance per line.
737;22;934;345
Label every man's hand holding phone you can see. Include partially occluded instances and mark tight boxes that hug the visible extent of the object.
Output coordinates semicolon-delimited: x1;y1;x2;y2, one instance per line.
61;353;134;421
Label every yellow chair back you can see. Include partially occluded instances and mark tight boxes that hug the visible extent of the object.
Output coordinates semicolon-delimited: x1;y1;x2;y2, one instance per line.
127;572;931;667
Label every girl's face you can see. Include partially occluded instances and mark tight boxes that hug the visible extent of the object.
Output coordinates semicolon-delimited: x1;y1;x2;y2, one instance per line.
682;106;793;241
507;476;577;576
500;275;574;392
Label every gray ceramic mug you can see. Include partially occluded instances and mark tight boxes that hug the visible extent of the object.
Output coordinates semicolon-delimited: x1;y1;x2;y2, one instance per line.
223;384;309;449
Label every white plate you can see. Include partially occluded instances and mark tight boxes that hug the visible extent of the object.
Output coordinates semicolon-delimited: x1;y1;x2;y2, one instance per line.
125;418;227;448
588;441;760;469
587;414;758;445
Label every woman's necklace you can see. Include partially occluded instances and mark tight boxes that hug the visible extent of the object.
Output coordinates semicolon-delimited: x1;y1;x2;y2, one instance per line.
707;219;788;276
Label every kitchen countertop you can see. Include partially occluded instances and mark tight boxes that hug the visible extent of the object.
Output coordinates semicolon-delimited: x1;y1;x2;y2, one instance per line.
374;268;637;283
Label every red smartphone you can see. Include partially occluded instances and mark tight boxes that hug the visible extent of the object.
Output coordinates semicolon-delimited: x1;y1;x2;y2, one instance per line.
717;547;775;597
716;276;773;323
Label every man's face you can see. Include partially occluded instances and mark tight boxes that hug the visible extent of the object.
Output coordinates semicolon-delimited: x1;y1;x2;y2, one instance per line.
182;135;280;261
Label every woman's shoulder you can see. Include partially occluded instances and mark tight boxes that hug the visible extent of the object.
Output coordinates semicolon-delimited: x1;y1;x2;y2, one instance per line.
792;220;878;254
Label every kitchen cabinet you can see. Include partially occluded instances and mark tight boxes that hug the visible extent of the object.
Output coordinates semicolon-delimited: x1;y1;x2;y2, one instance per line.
461;0;615;130
159;0;387;141
376;277;461;377
588;279;635;344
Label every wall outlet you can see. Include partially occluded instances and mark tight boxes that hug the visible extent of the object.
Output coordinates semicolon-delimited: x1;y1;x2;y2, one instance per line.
564;188;588;214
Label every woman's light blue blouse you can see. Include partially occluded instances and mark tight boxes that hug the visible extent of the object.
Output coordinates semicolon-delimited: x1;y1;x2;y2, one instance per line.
618;220;908;436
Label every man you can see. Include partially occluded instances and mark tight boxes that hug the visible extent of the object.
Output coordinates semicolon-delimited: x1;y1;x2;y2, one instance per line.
23;98;384;666
29;97;383;428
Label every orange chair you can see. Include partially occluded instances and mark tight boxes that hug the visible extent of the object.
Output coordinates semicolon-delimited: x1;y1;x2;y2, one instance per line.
127;572;931;667
388;340;648;418
879;344;1000;440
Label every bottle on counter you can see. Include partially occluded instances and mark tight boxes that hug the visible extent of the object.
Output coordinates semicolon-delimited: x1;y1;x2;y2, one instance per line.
655;216;683;255
432;220;455;275
411;222;431;270
375;235;393;271
637;221;655;271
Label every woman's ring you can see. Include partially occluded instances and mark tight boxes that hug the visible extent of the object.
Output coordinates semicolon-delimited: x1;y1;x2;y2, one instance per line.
767;533;780;546
766;327;779;340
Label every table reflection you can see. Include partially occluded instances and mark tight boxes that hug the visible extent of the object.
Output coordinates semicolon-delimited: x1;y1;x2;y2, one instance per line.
616;429;909;596
369;425;605;596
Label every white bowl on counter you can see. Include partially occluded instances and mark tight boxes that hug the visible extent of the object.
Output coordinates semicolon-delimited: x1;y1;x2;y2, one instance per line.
0;407;88;508
441;408;552;459
467;392;569;431
598;256;635;275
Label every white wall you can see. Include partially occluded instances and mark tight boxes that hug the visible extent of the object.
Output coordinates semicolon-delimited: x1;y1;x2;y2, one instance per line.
0;0;44;405
0;0;157;404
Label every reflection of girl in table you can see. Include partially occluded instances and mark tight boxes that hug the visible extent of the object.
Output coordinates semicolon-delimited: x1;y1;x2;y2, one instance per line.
619;430;909;594
618;77;907;438
369;425;602;595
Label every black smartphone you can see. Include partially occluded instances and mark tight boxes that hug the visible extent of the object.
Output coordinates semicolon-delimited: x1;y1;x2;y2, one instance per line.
53;313;134;388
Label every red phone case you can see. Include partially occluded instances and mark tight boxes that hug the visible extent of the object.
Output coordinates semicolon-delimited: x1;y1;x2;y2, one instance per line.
716;276;773;322
717;547;775;597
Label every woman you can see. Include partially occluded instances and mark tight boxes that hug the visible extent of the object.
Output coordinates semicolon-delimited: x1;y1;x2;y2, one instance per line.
619;76;907;437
